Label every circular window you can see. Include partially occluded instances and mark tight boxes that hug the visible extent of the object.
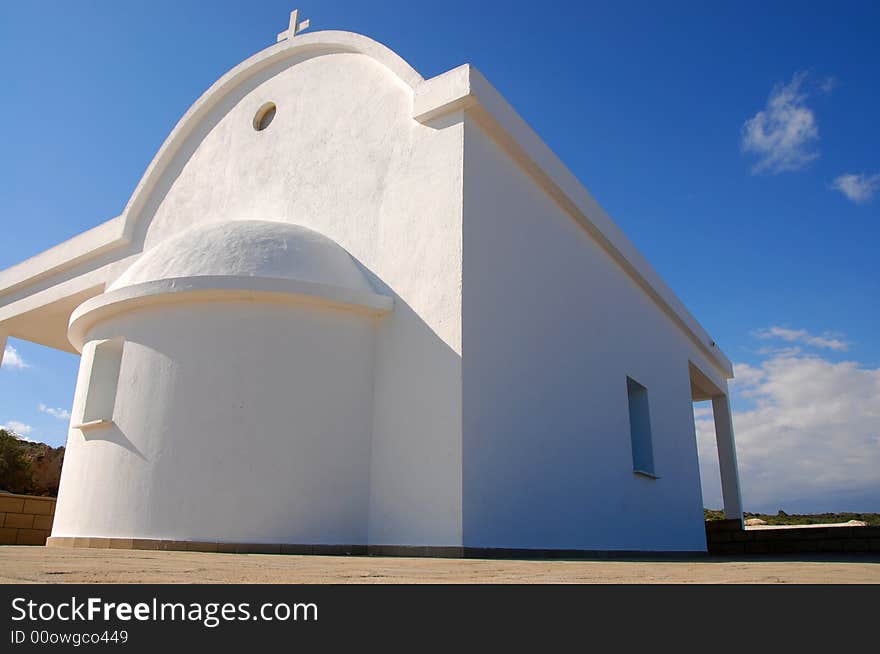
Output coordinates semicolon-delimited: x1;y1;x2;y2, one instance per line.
253;102;276;131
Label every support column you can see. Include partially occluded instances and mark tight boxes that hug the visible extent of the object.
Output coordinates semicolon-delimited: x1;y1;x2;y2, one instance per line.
712;394;743;523
0;330;7;369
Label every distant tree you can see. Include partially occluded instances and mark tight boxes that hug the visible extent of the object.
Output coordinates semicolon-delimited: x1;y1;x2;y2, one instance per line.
0;428;34;494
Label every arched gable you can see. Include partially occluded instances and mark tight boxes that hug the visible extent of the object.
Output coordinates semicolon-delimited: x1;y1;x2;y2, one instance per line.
121;31;426;251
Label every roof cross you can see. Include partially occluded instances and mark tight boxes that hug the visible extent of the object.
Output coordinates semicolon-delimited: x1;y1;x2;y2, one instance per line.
277;9;310;42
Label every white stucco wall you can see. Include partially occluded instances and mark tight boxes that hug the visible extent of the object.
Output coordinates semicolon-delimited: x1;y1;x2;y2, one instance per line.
461;117;712;551
130;53;463;360
10;32;740;552
54;50;466;547
54;300;377;544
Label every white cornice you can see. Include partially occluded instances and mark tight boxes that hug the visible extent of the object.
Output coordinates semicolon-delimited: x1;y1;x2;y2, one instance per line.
414;64;733;377
0;216;127;300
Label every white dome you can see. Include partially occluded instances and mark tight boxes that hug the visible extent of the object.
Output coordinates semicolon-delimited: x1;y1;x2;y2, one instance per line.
110;220;375;294
69;220;392;351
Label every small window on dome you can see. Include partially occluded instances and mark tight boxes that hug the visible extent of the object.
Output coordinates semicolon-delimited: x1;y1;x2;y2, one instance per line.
253;102;276;131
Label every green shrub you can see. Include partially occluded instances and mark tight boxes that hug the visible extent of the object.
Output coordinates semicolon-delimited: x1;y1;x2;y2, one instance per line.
0;428;34;494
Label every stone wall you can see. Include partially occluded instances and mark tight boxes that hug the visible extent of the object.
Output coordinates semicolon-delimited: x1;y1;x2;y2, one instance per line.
707;519;880;555
0;493;56;545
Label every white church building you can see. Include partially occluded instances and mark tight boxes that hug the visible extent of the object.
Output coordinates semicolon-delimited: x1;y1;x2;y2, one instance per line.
0;13;743;556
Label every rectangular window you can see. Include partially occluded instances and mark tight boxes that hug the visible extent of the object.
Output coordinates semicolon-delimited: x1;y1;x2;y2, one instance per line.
626;376;655;477
79;338;124;427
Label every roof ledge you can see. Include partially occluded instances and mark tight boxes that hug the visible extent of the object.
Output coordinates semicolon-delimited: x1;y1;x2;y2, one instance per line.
0;216;127;300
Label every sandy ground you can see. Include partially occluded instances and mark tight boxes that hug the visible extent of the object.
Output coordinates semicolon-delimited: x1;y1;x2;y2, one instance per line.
0;546;878;583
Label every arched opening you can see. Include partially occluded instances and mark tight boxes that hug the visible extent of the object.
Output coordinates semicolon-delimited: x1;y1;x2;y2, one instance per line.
689;362;743;524
0;335;78;498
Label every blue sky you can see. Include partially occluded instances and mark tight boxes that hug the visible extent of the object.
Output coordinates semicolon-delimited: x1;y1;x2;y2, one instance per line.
1;1;878;512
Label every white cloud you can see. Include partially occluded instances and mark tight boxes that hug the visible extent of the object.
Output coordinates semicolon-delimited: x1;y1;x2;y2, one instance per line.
819;76;837;94
1;420;34;436
38;404;71;421
731;362;766;387
831;172;880;204
754;325;848;351
696;346;880;513
741;71;820;174
2;345;30;370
